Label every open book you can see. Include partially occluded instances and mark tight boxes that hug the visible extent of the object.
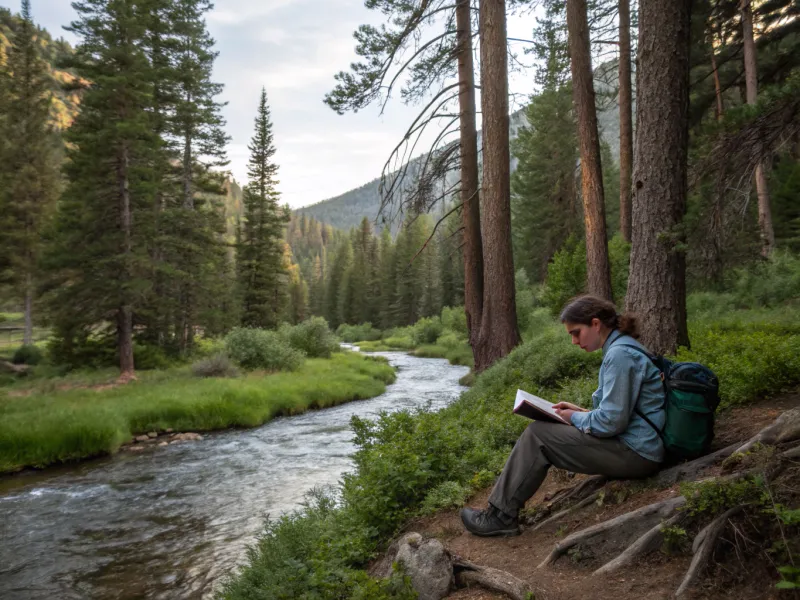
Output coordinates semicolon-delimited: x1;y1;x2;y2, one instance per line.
513;389;569;425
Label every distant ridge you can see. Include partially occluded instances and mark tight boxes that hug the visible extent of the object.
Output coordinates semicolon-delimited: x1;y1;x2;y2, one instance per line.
296;93;621;232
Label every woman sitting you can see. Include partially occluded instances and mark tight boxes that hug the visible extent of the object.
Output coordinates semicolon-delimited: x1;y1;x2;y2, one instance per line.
461;295;666;537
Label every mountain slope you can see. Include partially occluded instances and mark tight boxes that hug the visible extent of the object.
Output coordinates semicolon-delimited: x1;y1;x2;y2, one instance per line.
297;93;622;232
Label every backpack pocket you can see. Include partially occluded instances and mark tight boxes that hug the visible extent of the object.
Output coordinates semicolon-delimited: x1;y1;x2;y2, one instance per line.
663;389;714;459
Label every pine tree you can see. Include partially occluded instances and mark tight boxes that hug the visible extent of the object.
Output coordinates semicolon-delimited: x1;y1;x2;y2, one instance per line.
0;0;60;344
46;0;157;376
238;88;287;329
167;0;230;351
511;6;579;282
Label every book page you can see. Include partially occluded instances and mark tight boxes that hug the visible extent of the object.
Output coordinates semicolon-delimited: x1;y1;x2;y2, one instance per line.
514;389;568;424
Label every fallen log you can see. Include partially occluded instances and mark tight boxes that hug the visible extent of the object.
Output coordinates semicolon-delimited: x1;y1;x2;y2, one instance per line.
453;556;538;600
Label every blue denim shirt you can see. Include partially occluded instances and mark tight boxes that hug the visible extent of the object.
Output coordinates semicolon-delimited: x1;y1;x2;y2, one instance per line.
570;330;666;463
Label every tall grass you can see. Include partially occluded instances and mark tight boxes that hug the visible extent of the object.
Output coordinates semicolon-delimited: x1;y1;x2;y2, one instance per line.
0;352;395;473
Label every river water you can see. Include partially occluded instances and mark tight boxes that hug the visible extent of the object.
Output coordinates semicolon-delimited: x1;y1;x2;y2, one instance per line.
0;351;469;600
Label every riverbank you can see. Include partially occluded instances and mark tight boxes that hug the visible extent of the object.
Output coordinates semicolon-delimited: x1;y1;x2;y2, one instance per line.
219;301;800;599
0;351;395;474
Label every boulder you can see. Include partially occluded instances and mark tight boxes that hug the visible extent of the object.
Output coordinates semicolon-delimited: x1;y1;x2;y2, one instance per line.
134;435;150;443
147;431;158;439
393;533;453;600
171;432;204;443
158;441;168;447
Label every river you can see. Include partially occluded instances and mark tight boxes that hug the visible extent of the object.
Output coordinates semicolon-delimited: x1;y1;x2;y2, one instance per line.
0;351;469;600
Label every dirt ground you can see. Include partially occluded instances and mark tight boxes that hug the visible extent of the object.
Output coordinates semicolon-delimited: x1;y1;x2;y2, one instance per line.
388;391;800;600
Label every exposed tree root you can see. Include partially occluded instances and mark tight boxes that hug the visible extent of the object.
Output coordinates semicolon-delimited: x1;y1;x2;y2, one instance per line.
538;495;686;568
544;474;607;507
453;556;538;600
655;442;741;486
594;512;685;576
674;505;746;598
735;408;800;454
528;490;602;533
782;445;800;460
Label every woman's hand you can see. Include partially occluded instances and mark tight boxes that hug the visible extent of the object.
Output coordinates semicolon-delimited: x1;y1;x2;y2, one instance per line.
552;402;588;413
553;402;588;424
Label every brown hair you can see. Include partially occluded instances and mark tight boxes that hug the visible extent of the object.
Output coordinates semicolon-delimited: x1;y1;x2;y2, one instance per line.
559;295;640;339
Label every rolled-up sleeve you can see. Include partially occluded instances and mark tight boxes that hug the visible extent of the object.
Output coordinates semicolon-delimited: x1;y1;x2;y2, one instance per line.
570;349;643;437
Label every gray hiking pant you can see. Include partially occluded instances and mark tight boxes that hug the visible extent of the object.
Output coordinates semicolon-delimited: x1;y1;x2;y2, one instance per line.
488;421;660;517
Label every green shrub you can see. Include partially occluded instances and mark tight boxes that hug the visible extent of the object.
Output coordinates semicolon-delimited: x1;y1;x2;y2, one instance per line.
133;343;174;371
436;331;464;349
225;327;305;371
285;317;339;358
336;322;382;343
440;306;468;337
191;353;238;378
680;475;767;516
515;269;539;333
728;251;800;308
13;344;43;366
420;480;471;514
411;317;443;345
679;326;800;407
542;236;587;316
193;337;226;358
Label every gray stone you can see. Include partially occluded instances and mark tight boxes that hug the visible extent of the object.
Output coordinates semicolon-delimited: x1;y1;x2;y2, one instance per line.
147;431;158;439
134;435;149;443
393;533;452;600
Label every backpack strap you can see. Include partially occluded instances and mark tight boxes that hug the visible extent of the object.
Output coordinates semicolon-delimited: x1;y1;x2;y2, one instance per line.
611;342;666;437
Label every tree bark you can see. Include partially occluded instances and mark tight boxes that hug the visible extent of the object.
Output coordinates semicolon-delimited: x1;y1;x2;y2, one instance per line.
118;143;135;377
740;0;775;258
618;0;633;244
23;272;33;345
625;0;692;355
566;0;613;301
456;0;484;353
475;0;520;371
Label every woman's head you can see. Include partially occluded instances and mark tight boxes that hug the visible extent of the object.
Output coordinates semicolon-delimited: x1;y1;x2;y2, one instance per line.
559;295;639;352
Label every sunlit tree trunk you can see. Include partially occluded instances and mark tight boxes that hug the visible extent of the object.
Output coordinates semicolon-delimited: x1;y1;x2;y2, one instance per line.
566;0;613;300
618;0;633;244
474;0;520;371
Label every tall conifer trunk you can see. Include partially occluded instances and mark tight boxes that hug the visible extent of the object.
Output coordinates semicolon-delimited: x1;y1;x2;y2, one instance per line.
740;0;775;258
618;0;633;243
566;0;613;301
474;0;520;371
24;273;33;345
118;143;135;377
456;0;484;353
625;0;692;355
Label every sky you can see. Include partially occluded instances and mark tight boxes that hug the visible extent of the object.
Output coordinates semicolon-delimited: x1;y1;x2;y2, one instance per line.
1;0;541;208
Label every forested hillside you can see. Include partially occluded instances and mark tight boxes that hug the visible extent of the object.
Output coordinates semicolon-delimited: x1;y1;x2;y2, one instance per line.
0;7;81;129
297;82;621;232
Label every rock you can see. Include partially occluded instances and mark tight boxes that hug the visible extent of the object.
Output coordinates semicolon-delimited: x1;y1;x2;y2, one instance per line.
135;435;150;443
393;533;453;600
158;441;168;447
0;360;29;375
171;432;204;442
165;428;174;433
128;446;145;452
147;432;158;439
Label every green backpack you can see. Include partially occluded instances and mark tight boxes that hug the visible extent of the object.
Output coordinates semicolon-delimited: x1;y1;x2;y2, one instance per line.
619;344;721;462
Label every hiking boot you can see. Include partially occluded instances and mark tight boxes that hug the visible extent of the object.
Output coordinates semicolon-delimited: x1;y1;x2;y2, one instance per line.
460;506;520;537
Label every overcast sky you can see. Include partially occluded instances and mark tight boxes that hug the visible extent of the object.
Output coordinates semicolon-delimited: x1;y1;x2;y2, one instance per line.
1;0;541;208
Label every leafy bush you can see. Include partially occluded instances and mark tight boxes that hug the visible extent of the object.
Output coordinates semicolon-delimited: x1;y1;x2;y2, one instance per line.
191;353;238;378
420;480;471;514
13;344;43;366
542;236;587;316
440;306;468;337
132;343;174;371
336;322;382;343
679;325;800;407
728;251;800;308
225;327;305;372
193;337;226;358
284;317;339;358
680;475;767;516
515;269;540;333
411;317;443;345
